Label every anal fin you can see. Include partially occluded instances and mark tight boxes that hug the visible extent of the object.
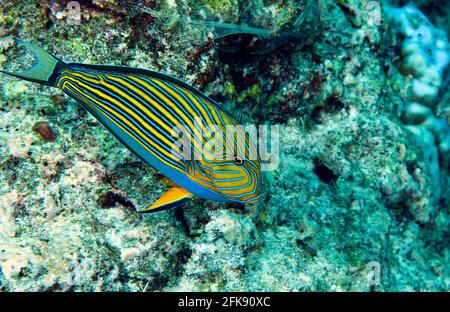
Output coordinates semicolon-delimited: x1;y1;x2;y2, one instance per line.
139;186;194;213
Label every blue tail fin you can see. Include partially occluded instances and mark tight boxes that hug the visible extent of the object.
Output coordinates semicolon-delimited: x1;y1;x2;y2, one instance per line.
0;40;65;86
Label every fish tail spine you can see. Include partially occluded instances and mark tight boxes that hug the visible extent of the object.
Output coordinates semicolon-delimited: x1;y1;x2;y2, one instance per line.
0;39;66;87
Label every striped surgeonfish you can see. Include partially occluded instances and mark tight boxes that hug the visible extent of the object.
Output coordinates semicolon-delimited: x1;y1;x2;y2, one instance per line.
0;40;262;213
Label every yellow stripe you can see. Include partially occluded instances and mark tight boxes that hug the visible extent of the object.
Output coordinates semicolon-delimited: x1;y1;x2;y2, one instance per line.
198;96;228;127
137;77;213;155
61;77;177;162
60;70;260;199
104;74;181;127
127;76;197;133
151;78;200;124
62;71;176;152
62;78;219;194
127;75;207;154
63;76;224;195
173;85;218;127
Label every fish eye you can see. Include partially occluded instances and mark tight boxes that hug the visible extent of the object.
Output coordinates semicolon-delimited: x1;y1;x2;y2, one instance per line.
233;156;244;165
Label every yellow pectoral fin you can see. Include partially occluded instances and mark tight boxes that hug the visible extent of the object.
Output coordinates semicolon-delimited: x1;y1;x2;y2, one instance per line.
139;186;194;213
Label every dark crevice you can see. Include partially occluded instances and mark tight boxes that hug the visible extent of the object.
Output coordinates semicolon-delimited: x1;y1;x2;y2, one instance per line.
98;191;136;211
313;159;338;184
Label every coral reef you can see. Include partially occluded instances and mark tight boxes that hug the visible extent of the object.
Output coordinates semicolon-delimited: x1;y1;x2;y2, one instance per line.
385;4;450;165
0;0;448;291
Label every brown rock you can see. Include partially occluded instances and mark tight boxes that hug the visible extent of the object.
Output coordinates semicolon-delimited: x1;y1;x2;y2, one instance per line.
32;122;57;142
